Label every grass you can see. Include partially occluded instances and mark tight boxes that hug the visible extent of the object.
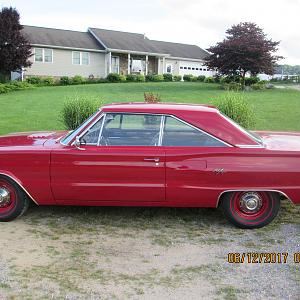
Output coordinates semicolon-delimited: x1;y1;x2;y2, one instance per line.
0;82;300;135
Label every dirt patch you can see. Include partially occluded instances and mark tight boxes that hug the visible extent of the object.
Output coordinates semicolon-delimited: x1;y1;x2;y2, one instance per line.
0;201;299;299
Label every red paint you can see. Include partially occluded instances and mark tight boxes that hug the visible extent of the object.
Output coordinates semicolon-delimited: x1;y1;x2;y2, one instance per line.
0;102;299;208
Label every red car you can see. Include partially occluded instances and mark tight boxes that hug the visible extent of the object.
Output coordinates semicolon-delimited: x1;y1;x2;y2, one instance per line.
0;103;299;228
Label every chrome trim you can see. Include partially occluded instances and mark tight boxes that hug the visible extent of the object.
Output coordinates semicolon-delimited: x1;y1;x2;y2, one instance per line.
158;115;165;146
69;113;105;146
216;189;294;207
0;173;39;205
66;111;232;148
0;187;11;208
236;144;265;149
97;113;107;146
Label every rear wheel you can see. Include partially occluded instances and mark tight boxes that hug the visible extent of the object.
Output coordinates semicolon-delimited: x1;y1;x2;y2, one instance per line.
0;177;29;222
220;191;280;229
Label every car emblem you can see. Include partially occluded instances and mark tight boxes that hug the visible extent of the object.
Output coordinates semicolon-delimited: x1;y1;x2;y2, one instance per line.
214;168;225;175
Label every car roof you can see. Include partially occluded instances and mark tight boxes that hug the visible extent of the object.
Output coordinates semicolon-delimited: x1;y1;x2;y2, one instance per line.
101;102;218;114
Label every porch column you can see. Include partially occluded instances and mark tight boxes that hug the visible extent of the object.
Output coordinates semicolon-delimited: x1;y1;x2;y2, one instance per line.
158;58;161;74
128;53;131;74
108;52;112;74
162;57;166;74
145;55;148;75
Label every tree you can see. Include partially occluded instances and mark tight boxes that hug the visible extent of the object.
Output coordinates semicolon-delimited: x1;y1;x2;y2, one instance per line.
0;7;31;82
204;22;282;87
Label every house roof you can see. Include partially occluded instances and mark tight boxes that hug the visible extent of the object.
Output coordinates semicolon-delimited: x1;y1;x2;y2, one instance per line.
89;27;208;59
22;25;209;59
88;28;164;54
150;40;209;60
22;25;105;51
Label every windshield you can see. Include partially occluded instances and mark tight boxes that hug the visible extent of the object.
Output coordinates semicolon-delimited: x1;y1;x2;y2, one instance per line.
60;110;100;145
221;113;263;145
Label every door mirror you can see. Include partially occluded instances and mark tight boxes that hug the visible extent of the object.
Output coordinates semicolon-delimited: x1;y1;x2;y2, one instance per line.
74;136;85;150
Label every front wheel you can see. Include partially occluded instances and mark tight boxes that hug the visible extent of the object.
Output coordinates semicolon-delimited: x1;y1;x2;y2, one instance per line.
0;177;29;222
220;191;280;229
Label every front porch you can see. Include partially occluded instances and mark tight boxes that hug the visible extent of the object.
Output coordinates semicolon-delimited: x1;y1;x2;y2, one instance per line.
105;52;167;76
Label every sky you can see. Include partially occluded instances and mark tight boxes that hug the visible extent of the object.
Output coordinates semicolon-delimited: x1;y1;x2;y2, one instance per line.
1;0;300;65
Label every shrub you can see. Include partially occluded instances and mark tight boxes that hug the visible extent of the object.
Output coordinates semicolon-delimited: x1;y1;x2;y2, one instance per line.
213;74;221;83
61;97;99;130
163;73;173;82
119;75;127;82
72;75;85;85
60;76;71;85
126;74;137;82
42;76;55;86
197;75;206;82
204;76;214;83
0;83;10;93
251;82;266;90
221;82;243;91
215;93;255;129
183;74;194;82
173;75;182;82
245;76;260;86
0;81;34;94
107;73;122;82
145;74;155;82
144;92;161;103
153;74;164;82
26;76;42;85
136;74;145;82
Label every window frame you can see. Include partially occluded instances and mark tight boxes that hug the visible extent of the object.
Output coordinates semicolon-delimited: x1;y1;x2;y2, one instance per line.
72;51;90;65
71;112;231;148
34;48;53;63
111;56;120;74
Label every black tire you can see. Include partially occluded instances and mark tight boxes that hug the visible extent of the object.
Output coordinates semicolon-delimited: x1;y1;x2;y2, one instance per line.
0;176;30;222
220;191;280;229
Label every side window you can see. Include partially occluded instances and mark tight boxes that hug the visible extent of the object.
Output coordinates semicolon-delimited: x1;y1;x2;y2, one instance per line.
80;116;103;145
100;113;161;146
162;116;226;147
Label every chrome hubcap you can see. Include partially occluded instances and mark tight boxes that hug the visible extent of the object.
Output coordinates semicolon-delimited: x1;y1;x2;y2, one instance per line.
0;188;11;208
239;192;263;214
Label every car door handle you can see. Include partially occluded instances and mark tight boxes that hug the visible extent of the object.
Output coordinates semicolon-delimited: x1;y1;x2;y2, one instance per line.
144;158;160;162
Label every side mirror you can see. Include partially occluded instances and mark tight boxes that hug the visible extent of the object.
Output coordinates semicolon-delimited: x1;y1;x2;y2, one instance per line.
74;136;85;151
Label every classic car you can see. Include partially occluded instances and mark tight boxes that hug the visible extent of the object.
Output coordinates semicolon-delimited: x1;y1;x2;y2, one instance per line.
0;102;299;228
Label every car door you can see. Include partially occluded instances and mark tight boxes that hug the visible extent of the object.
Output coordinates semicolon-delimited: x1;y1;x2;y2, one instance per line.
51;113;165;204
162;116;231;207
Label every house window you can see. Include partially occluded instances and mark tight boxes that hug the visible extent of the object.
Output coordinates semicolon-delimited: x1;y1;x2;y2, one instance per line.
72;51;90;65
111;56;120;73
131;59;145;74
180;66;183;69
34;48;53;63
166;64;172;73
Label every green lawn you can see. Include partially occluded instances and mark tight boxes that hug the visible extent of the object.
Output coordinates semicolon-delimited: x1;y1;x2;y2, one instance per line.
0;82;299;135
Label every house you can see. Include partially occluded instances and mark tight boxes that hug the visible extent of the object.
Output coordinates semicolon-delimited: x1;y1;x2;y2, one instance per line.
21;25;214;79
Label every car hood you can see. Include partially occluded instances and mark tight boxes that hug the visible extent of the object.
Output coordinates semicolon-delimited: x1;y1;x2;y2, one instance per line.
0;131;67;147
255;131;300;151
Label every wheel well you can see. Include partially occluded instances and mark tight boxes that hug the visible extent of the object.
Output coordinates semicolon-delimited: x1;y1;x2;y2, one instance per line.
216;190;290;208
0;173;38;205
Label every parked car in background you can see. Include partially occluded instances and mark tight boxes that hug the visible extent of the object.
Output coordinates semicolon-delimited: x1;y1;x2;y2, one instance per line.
0;102;299;228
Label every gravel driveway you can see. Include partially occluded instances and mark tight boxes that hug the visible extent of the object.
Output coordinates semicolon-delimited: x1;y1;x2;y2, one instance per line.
0;201;299;299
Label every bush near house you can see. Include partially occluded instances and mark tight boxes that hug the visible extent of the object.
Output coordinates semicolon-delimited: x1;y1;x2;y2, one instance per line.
183;74;194;82
153;74;164;82
173;75;182;81
0;81;33;94
136;74;145;82
163;73;173;82
107;73;123;83
204;77;214;83
126;74;137;82
197;75;206;82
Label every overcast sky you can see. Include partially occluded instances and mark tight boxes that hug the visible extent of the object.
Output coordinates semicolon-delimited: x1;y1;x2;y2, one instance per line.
1;0;300;65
